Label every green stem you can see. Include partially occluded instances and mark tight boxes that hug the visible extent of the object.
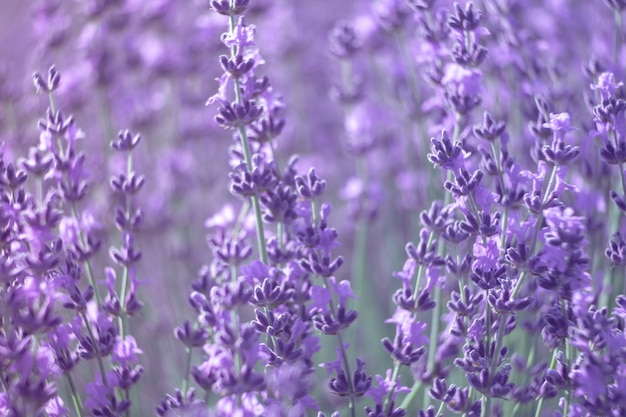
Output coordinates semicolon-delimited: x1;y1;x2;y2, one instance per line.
48;91;103;308
383;364;401;414
66;373;84;417
482;396;491;417
482;316;507;417
400;380;422;410
71;204;103;308
534;349;559;417
227;12;268;265
119;153;134;339
394;28;421;104
119;267;130;338
512;164;558;298
277;222;285;250
322;276;356;417
491;141;506;197
500;208;509;249
181;347;193;395
269;140;281;174
423;284;442;409
436;400;446;416
350;221;368;316
231;200;251;239
80;311;109;387
412;232;435;301
36;177;44;209
563;341;573;417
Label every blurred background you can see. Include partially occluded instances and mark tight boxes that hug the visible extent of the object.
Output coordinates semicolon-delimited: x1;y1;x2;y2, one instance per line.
0;0;620;415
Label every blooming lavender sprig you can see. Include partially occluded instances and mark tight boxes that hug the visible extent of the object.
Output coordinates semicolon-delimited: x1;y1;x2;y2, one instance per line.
295;171;371;417
0;149;63;415
8;0;626;416
588;72;626;301
107;129;145;338
211;1;269;264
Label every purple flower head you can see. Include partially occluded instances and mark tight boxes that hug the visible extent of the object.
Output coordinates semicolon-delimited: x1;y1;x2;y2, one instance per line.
425;265;443;292
330;277;357;306
386;308;429;346
393;258;416;284
112;335;143;366
205;204;236;229
543;206;587;249
543;112;574;133
428;130;465;172
310;285;332;313
320;344;349;378
221;17;255;49
591;72;623;100
473;236;501;270
265;360;316;408
45;396;69;417
240;260;270;284
58;216;80;246
85;371;120;410
443;63;482;97
467;317;485;342
366;370;410;405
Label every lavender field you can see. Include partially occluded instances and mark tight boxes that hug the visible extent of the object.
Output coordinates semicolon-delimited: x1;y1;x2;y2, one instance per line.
1;0;626;416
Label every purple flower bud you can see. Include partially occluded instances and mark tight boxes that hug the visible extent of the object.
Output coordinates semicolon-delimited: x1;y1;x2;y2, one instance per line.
32;66;61;93
329;22;361;58
427;130;464;171
211;0;250;16
111;130;142;152
175;320;209;348
219;54;255;79
448;2;482;32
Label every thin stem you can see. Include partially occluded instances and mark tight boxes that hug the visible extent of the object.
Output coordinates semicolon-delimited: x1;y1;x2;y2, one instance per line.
231;199;251;239
47;91;102;308
481;396;490;417
66;373;85;417
436;400;446;416
269;139;281;175
311;200;318;226
71;204;103;308
277;222;285;250
383;364;401;414
491;141;506;197
350;221;368;315
119;267;130;338
412;232;435;301
423;284;442;409
394;28;421;104
36;177;44;208
500;207;509;249
80;311;108;387
534;349;559;417
400;380;422;410
228;12;268;265
512;164;558;298
482;316;506;417
510;341;536;417
322;275;356;417
563;341;573;417
119;152;134;339
181;347;193;395
48;92;57;115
